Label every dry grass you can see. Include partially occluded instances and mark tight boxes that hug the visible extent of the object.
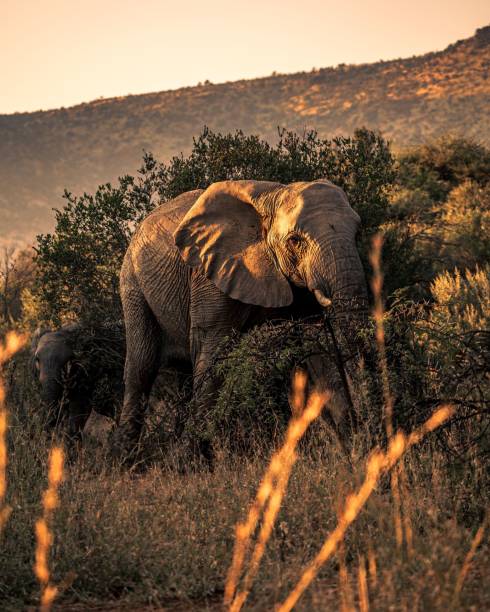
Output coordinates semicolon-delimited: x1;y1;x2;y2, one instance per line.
276;405;455;611
0;415;488;610
0;245;488;609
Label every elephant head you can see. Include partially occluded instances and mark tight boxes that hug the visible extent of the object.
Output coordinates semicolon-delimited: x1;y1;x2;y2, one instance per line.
174;179;368;315
31;324;81;433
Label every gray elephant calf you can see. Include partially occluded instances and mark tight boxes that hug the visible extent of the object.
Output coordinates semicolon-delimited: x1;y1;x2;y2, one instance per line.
115;179;368;455
31;324;123;442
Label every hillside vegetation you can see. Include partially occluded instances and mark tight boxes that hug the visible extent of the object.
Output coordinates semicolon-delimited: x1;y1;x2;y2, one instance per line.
1;26;490;247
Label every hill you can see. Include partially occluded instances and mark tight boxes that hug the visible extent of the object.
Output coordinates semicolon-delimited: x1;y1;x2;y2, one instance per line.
1;26;489;247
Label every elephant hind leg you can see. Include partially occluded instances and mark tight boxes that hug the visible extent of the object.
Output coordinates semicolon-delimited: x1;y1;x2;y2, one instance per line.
116;286;162;456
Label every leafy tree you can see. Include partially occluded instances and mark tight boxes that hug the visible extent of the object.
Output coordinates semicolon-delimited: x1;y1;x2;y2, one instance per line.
158;126;395;235
33;179;155;324
32;127;395;325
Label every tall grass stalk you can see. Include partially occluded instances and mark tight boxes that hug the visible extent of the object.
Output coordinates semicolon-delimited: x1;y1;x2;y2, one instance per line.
0;332;26;532
357;555;369;612
338;541;353;612
367;546;377;588
277;404;455;612
452;512;488;606
34;446;65;612
224;371;329;610
369;234;408;551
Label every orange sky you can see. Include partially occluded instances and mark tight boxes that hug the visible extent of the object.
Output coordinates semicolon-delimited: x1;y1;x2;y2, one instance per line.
1;0;489;114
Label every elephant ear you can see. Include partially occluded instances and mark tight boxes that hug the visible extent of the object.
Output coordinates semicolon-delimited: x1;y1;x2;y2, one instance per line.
174;180;293;307
30;326;50;376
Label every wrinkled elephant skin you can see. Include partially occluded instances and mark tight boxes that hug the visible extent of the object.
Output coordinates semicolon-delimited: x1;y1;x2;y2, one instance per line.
116;180;368;455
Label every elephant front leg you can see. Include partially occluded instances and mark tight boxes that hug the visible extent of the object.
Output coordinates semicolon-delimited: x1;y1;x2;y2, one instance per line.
188;328;226;461
188;273;252;460
112;287;162;461
66;398;90;442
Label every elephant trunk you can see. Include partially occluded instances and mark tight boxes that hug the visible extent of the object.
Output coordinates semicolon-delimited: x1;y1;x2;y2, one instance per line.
307;236;369;364
307;237;369;437
308;236;368;315
39;368;66;427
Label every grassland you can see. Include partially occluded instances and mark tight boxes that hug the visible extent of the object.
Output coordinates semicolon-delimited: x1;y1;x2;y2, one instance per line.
0;337;488;610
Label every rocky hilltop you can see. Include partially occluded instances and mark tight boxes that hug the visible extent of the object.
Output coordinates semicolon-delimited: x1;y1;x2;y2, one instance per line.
1;26;489;246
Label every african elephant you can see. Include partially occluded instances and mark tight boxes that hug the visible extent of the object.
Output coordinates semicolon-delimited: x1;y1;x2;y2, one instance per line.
115;179;368;454
31;324;121;442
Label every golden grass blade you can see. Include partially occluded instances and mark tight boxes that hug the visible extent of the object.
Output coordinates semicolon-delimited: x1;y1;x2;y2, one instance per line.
391;466;403;550
0;331;27;534
370;235;409;553
289;368;307;418
338;542;353;612
224;373;328;609
357;555;369;612
399;460;414;557
231;393;327;611
0;411;9;511
34;446;64;612
0;331;28;366
229;449;297;612
367;546;377;591
452;512;488;605
369;234;393;440
277;405;455;612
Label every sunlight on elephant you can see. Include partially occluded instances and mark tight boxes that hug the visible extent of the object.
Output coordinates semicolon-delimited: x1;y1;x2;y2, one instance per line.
115;179;369;456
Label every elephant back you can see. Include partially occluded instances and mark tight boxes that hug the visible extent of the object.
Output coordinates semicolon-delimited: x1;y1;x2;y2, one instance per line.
139;190;204;237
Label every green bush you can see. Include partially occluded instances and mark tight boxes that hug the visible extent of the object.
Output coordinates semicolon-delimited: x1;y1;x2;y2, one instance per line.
187;320;334;449
379;267;489;446
438;181;490;270
397;136;490;202
381;138;490;299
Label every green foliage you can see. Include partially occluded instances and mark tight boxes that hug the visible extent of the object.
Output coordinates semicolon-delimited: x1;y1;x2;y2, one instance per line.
429;266;490;334
33;179;155;325
380;138;490;300
188;320;335;449
397;137;490;202
152;126;394;234
68;323;126;417
379;267;489;439
32;127;395;325
419;267;490;398
438;181;490;270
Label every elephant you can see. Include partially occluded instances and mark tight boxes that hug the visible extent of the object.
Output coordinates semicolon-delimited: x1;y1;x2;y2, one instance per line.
31;324;122;443
115;179;368;456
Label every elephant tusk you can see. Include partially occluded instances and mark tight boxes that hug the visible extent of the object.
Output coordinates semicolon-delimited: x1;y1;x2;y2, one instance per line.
313;289;332;308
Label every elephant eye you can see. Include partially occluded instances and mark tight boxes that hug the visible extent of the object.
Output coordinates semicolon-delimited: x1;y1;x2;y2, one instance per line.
287;234;302;249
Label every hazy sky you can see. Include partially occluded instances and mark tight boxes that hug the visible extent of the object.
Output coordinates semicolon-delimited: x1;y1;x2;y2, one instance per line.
1;0;489;114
